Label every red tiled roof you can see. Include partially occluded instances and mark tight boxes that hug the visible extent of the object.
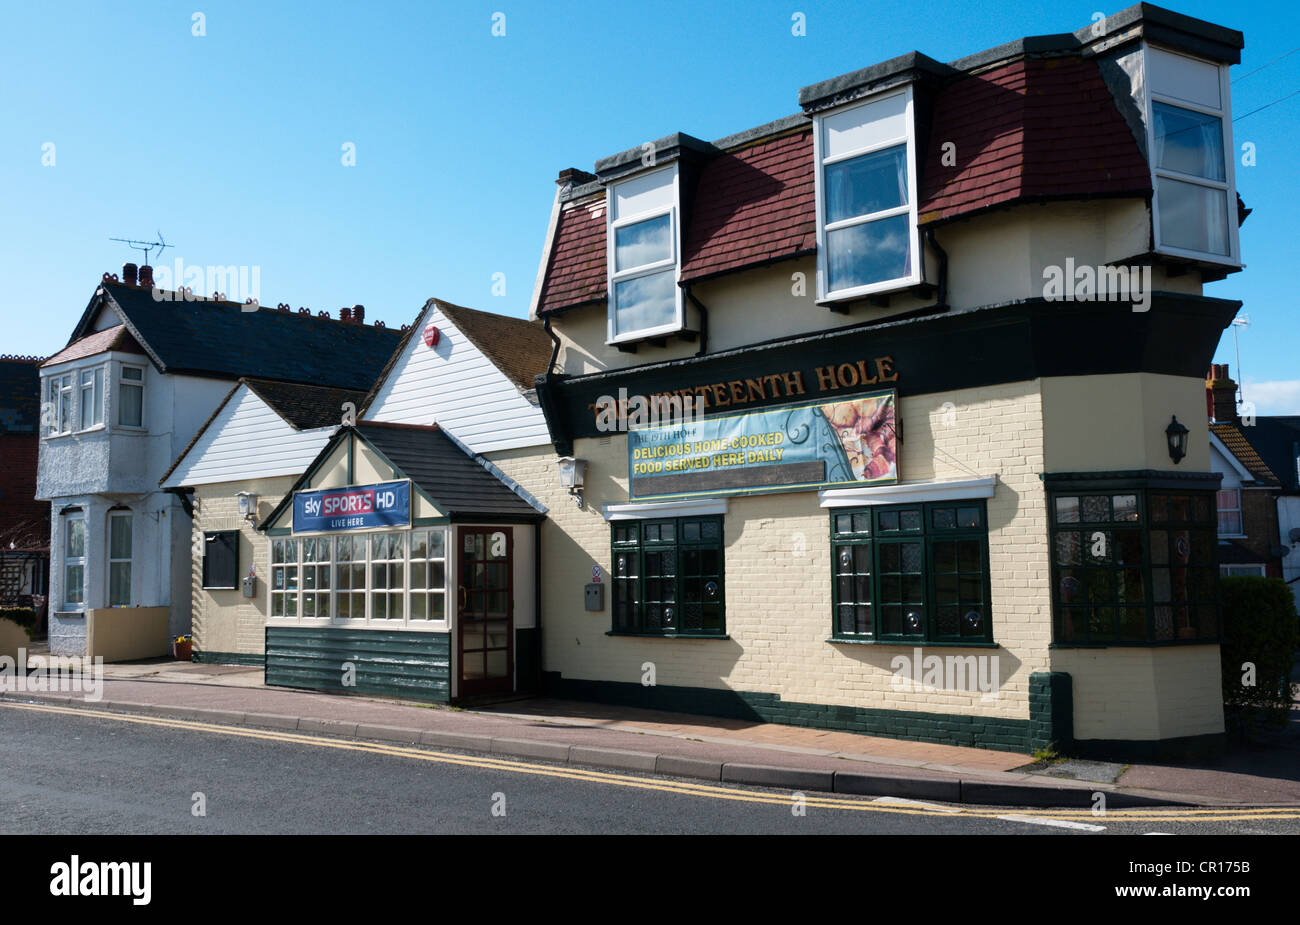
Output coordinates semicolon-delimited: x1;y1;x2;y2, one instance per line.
1212;422;1280;486
535;196;607;315
536;55;1154;315
680;129;816;282
41;324;145;368
917;57;1151;222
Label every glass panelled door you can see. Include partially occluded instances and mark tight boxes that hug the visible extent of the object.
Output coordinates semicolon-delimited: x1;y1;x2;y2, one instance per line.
457;527;513;696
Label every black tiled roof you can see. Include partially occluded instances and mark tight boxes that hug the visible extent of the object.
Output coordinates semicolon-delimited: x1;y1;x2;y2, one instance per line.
356;422;543;521
0;358;42;433
97;282;404;392
1239;417;1300;493
245;379;369;430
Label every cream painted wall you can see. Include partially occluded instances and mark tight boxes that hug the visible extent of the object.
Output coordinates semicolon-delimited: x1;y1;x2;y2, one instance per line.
489;380;1051;722
1041;373;1211;472
192;476;297;656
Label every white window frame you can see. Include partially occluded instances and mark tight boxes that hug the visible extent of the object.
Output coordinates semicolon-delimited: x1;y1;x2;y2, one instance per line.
79;365;104;432
1143;45;1241;266
266;527;451;631
1219;563;1265;577
813;85;922;303
107;511;133;606
46;373;73;437
606;165;684;344
62;513;86;611
1215;487;1244;537
117;363;146;429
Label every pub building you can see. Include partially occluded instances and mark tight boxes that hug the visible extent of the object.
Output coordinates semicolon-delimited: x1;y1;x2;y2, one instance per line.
520;4;1247;757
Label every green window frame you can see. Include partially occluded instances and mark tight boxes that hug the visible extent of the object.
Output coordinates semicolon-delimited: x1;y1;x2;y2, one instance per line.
830;500;993;644
1049;489;1219;645
610;516;724;637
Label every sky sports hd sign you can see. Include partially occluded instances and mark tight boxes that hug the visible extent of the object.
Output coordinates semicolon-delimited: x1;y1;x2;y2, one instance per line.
293;480;410;534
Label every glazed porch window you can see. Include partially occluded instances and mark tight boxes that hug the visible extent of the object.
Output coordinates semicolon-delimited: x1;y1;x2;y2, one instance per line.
300;536;332;618
408;529;447;621
830;501;992;644
369;532;405;620
270;539;299;617
107;512;132;606
1050;490;1218;644
611;517;724;636
334;536;367;619
63;515;85;608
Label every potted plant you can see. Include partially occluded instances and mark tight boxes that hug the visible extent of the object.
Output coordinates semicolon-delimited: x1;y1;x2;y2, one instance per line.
173;634;193;661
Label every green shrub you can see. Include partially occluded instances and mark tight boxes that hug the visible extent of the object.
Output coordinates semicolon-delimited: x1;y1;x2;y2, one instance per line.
0;606;37;633
1219;576;1299;736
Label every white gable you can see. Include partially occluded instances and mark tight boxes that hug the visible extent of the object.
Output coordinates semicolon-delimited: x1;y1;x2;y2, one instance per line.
163;384;336;488
1209;432;1249;489
363;302;551;453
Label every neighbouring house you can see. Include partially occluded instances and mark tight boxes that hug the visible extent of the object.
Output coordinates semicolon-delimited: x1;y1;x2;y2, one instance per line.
520;3;1246;757
167;298;557;699
0;354;51;628
35;267;403;660
1206;364;1285;579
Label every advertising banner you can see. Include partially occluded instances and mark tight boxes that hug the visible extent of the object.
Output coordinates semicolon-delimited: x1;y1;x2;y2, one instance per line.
628;390;897;500
292;480;411;534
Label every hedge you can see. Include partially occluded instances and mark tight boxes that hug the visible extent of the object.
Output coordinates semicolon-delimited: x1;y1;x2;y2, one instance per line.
1219;576;1299;736
0;606;37;633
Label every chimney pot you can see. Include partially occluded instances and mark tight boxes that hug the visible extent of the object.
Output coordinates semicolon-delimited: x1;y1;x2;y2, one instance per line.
123;263;138;286
340;306;352;322
1207;364;1238;423
138;265;154;289
353;304;365;324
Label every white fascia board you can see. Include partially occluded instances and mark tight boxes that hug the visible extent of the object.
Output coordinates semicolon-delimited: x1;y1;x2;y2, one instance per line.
603;498;729;521
1209;431;1253;482
529;186;564;321
819;476;997;508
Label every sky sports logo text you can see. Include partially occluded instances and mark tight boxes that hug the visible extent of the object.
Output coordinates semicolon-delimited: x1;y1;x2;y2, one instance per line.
50;856;151;905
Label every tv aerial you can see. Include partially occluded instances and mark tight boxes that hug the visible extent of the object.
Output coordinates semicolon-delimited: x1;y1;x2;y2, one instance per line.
109;230;170;266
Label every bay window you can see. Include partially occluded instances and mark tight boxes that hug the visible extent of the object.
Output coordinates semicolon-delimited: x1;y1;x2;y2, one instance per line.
814;86;921;302
830;501;992;644
1050;487;1219;644
79;367;103;430
607;166;681;342
47;374;72;436
118;364;144;427
1145;45;1239;264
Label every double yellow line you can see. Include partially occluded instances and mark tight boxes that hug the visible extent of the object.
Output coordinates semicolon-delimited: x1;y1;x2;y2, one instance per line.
3;701;1297;823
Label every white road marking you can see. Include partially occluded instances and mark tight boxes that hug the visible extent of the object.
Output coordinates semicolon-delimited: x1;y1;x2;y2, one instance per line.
997;813;1105;832
872;796;962;814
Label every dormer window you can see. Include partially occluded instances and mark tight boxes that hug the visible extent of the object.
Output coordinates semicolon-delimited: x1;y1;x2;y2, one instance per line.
607;166;682;343
813;86;921;302
1144;45;1239;265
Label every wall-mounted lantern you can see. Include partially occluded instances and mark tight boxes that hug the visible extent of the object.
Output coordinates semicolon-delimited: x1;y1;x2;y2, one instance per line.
1165;415;1189;465
236;491;260;523
557;457;587;509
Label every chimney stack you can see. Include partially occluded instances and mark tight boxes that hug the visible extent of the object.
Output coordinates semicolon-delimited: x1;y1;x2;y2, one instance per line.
340;306;352;323
123;263;138;286
138;265;154;289
1206;364;1238;423
352;304;365;324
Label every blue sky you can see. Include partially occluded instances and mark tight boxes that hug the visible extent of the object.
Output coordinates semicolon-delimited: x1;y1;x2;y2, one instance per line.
2;0;1297;409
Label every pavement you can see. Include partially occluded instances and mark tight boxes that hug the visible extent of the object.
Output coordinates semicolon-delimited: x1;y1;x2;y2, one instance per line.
4;652;1299;808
